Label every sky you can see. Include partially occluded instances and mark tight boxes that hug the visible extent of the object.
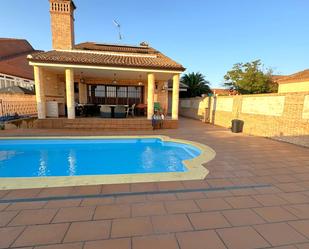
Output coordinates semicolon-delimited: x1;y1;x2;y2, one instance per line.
1;0;308;87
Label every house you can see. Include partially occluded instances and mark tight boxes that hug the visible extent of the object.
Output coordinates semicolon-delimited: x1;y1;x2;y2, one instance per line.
274;69;309;93
211;88;238;96
0;38;37;91
27;0;185;125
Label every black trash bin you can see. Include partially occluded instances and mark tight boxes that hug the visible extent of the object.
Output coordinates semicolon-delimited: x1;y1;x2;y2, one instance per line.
231;119;244;133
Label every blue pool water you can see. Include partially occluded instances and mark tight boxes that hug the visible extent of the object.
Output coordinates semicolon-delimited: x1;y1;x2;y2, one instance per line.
0;138;201;178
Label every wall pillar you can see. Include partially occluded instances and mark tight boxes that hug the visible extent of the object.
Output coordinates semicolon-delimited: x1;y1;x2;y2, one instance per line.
147;73;155;119
78;82;87;104
65;68;75;119
34;66;46;119
172;74;180;120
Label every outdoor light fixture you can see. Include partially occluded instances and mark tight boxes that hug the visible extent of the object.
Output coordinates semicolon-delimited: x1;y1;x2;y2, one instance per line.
138;74;143;86
80;72;85;83
112;73;117;84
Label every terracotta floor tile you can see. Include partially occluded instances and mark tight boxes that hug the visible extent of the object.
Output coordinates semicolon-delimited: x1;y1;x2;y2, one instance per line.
181;180;209;189
297;243;309;249
101;184;130;194
151;214;193;233
157;181;184;191
84;238;131;249
195;198;231;211
115;195;146;204
267;246;297;249
254;206;297;222
13;223;69;247
38;187;74;198
34;242;83;249
176;230;226;249
7;201;47;210
222;209;265;226
0;226;25;249
276;183;306;193
188;211;231;229
131;202;166;217
164;199;200;214
176;191;205;200
253;194;288;206
132;234;179;249
130;182;158;192
71;185;102;195
94;204;130;220
9;208;58;226
0;210;18;227
3;189;41;200
0;203;9;212
254;223;307;246
289;220;309;239
52;206;95;223
64;220;111;242
285;204;309;219
224;196;261;209
111;217;153;238
80;197;114;206
44;199;82;209
147;193;177;201
279;193;309;204
217;226;270;249
204;190;233;198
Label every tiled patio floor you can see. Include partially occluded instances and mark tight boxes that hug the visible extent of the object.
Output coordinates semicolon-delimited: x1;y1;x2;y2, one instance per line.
0;118;309;249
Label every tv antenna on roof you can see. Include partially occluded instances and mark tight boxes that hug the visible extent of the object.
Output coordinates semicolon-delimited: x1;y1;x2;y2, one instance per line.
113;19;123;42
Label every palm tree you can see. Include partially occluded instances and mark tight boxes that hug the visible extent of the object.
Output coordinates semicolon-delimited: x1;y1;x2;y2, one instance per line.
181;72;211;97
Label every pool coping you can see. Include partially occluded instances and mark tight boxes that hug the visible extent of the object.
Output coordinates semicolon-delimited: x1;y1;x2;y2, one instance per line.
0;135;216;190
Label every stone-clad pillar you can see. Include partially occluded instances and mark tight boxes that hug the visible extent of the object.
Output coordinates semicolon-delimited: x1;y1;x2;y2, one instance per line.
172;74;180;120
78;82;87;104
34;66;46;119
147;73;155;119
65;68;75;119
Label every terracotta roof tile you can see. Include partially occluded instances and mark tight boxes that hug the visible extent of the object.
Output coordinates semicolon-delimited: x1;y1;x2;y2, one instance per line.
276;69;309;84
0;38;39;80
28;42;185;71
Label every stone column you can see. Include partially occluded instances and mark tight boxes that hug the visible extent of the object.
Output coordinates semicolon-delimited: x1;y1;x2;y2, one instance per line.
147;73;155;119
78;82;87;104
172;74;180;120
65;68;75;119
34;66;46;119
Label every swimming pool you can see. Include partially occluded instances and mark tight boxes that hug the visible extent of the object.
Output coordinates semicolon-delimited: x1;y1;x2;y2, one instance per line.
0;136;215;189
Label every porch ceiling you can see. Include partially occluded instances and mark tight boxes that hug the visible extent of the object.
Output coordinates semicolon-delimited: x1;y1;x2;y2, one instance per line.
43;66;176;81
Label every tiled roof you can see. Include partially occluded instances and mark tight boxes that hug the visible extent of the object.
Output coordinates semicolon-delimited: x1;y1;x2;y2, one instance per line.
0;38;38;80
276;69;309;84
28;42;185;71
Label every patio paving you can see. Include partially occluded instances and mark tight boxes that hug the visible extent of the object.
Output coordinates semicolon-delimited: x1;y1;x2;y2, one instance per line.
0;118;309;249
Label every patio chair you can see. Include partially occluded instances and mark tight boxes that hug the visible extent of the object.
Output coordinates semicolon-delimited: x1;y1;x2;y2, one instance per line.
100;105;112;118
114;105;127;118
126;103;136;117
154;102;162;112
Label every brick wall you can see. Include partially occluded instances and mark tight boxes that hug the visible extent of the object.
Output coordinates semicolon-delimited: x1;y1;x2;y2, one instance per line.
180;92;309;147
0;93;37;116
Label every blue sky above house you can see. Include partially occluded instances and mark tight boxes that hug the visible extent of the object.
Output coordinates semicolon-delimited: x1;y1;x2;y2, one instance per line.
1;0;308;87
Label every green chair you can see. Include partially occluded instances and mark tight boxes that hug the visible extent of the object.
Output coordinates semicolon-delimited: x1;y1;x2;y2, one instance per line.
154;102;162;112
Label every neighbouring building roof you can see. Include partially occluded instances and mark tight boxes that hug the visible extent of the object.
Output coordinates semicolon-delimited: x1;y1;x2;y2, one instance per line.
274;69;309;84
212;88;238;95
0;86;35;95
0;38;39;80
28;42;186;71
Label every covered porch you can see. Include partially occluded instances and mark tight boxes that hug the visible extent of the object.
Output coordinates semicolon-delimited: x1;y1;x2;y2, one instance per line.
33;65;180;122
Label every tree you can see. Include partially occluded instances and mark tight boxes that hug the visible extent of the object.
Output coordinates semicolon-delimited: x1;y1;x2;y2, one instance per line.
181;72;211;97
224;60;277;94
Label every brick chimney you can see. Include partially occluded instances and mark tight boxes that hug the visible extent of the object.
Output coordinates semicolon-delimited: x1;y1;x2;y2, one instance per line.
49;0;76;50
